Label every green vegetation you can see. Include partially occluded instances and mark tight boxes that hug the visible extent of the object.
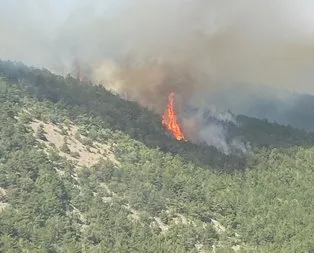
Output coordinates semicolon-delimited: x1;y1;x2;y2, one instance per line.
35;124;47;141
60;137;71;154
0;60;313;252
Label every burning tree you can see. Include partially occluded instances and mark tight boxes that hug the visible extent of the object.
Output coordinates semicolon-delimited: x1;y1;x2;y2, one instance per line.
162;92;185;141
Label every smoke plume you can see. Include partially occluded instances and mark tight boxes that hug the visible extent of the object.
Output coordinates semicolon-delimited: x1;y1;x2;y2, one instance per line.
182;105;251;154
1;0;314;151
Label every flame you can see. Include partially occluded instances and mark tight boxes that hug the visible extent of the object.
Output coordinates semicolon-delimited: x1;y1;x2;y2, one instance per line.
162;92;185;141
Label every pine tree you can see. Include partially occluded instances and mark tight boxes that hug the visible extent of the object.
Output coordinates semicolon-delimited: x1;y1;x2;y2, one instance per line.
36;124;47;141
60;137;71;154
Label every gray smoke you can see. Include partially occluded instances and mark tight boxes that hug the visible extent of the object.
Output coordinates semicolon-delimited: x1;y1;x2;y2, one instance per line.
2;1;314;95
183;106;251;154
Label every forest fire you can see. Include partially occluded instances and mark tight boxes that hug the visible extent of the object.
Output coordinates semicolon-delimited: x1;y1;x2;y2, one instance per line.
162;92;185;141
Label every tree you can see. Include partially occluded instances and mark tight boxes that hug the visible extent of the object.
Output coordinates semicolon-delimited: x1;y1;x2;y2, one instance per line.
60;137;71;154
36;124;47;141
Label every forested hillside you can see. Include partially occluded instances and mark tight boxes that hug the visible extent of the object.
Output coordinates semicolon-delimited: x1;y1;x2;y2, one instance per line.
0;60;314;252
203;84;314;132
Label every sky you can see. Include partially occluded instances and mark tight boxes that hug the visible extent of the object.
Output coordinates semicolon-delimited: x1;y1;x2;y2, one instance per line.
0;0;126;71
1;0;314;95
0;0;124;23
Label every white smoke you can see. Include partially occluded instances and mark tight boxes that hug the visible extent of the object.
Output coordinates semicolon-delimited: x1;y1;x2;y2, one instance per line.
183;106;251;154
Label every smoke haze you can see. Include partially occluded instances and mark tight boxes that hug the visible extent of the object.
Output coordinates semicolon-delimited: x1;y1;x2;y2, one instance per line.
2;1;314;95
182;106;251;154
1;0;314;151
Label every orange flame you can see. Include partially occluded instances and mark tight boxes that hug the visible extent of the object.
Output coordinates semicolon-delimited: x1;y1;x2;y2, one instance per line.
162;92;185;141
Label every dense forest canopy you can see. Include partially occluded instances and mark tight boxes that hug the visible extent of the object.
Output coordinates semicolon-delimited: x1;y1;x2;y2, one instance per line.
0;60;314;252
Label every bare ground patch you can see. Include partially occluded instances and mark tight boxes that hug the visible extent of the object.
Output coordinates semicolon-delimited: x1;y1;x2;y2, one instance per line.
0;187;8;212
30;120;119;167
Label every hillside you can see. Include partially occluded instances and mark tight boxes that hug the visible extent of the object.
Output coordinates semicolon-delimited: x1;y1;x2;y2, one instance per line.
0;60;314;252
203;85;314;132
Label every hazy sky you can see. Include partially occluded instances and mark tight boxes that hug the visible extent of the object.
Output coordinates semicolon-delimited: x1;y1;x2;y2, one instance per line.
1;0;314;95
2;1;312;28
0;0;124;22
